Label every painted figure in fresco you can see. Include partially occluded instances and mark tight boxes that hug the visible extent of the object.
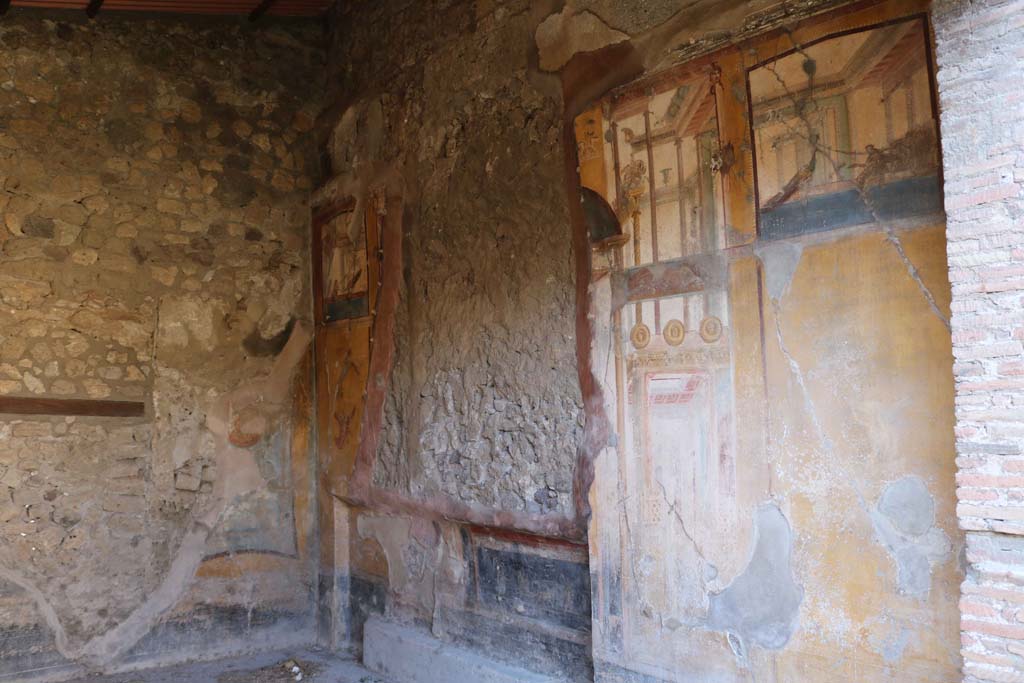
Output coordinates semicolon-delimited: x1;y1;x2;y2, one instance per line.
855;126;938;190
323;210;367;302
762;135;818;212
621;159;647;197
583;10;959;682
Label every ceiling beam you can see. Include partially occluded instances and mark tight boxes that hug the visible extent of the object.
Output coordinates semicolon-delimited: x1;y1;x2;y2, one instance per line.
85;0;104;18
249;0;277;21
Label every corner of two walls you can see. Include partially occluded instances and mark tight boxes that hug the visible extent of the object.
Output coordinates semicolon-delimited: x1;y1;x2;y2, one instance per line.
311;0;858;675
312;1;605;678
315;1;980;683
0;13;324;681
931;1;1024;681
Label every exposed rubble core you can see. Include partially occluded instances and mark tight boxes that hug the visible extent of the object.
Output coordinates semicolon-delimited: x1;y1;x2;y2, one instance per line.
0;12;322;679
326;1;585;517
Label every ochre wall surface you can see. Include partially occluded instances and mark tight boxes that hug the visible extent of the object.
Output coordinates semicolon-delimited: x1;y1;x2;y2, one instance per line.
0;12;323;680
583;3;961;681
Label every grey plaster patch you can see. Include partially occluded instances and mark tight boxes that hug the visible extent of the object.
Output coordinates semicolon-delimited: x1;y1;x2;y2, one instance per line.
878;476;935;537
755;241;803;302
880;625;912;664
706;503;803;657
870;476;950;598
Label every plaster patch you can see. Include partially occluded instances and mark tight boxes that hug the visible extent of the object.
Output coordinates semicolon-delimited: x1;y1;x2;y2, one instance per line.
706;503;803;657
880;625;912;664
357;514;440;619
535;6;629;72
755;241;803;302
870;476;950;598
157;295;219;352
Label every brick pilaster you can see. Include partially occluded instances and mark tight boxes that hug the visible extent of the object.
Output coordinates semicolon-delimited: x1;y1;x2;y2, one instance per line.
932;1;1024;680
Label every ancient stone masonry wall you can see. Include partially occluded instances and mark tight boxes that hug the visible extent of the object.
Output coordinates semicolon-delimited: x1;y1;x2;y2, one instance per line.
325;0;584;519
0;12;322;680
932;1;1024;681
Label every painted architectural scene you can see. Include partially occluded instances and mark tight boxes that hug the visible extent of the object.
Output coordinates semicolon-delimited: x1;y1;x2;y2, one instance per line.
750;18;943;239
603;72;726;266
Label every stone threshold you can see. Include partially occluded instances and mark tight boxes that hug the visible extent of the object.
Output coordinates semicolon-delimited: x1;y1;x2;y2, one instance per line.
59;647;388;683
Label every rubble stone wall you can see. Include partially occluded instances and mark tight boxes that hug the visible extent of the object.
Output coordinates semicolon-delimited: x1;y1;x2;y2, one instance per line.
0;12;323;680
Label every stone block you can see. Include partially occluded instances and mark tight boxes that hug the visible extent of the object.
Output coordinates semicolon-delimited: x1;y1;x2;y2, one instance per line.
362;616;564;683
174;471;202;492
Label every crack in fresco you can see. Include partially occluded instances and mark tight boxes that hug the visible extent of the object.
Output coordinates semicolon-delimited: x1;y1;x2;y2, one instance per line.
582;10;960;680
655;479;710;570
769;296;873;516
770;300;836;458
882;228;950;331
615;491;646;602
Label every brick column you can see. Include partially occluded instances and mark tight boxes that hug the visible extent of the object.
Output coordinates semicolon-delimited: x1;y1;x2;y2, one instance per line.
932;1;1024;680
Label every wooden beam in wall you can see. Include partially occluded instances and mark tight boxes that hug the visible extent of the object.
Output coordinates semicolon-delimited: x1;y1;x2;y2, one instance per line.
0;397;146;418
249;0;276;21
85;0;104;18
